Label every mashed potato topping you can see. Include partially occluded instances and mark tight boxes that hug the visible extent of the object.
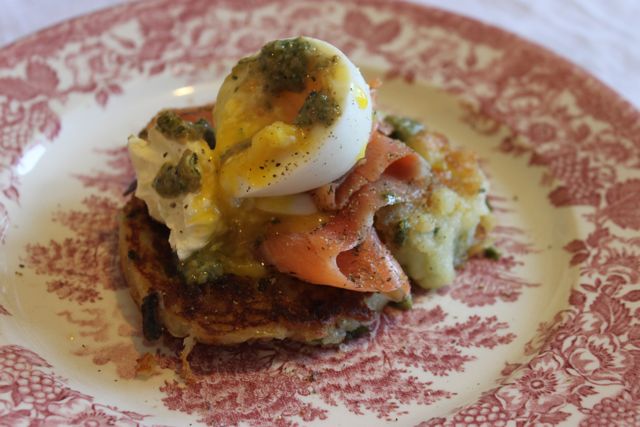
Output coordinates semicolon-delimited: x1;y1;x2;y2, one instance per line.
378;185;491;289
376;117;493;289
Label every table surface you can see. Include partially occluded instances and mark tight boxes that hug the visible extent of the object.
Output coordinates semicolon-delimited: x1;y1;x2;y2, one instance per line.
1;0;639;108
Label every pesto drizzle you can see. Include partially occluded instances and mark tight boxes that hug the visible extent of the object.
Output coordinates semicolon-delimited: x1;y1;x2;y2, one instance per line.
483;246;501;261
178;245;224;285
152;149;202;198
155;111;216;149
384;115;425;143
256;38;343;127
258;37;314;94
294;90;341;127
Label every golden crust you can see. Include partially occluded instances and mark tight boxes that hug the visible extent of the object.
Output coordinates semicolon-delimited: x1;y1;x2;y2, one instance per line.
119;193;384;345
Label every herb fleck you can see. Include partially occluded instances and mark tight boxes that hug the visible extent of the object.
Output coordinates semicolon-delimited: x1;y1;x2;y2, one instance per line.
384;115;425;142
483;246;501;261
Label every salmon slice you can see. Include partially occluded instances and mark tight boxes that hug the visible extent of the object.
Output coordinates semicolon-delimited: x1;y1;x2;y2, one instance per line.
261;129;431;300
312;131;428;210
336;227;411;299
261;179;422;297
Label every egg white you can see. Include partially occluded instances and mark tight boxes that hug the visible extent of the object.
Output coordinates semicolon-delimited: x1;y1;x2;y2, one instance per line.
215;37;373;198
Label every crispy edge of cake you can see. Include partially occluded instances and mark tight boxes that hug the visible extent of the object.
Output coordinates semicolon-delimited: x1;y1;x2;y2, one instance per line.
119;197;389;346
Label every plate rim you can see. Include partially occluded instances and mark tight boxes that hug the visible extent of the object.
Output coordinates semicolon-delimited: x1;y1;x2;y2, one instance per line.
1;0;639;425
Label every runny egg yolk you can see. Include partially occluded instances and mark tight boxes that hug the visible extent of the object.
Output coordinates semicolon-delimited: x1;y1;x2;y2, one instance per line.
214;36;373;198
128;37;373;266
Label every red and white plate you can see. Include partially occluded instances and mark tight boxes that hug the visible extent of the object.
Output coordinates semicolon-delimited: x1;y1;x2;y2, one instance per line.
1;0;639;425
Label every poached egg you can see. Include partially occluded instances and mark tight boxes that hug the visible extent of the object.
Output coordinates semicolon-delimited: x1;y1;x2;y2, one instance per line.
128;36;372;259
215;36;372;197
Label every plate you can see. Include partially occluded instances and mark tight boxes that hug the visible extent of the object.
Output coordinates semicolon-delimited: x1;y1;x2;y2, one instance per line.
1;0;639;425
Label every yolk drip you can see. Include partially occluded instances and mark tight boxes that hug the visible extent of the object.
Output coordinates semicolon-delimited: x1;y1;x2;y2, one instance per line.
355;85;369;109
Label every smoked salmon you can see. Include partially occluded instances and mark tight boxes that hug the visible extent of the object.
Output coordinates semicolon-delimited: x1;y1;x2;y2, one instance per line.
312;131;428;211
260;132;431;300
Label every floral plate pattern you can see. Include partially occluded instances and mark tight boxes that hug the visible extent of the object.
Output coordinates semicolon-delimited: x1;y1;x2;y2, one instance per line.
1;0;639;425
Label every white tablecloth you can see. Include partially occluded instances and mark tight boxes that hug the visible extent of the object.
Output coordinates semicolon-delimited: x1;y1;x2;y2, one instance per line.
1;0;639;108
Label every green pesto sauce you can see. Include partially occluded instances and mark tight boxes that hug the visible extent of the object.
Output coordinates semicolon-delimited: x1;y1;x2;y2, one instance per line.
344;325;370;340
294;90;341;127
178;246;224;286
152;149;201;198
391;294;413;310
258;37;314;94
155;111;216;149
384;115;425;143
483;246;501;261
